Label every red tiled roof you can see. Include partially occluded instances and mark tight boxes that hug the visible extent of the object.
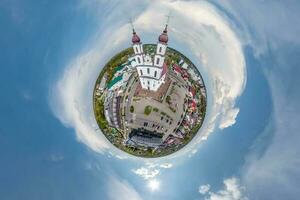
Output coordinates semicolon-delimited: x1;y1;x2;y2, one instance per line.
182;120;188;126
189;86;195;96
158;25;168;43
173;64;182;73
190;100;196;108
132;31;140;43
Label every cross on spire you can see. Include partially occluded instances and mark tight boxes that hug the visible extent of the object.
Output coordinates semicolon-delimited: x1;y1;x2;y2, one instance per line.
165;12;173;26
129;18;135;33
129;18;141;43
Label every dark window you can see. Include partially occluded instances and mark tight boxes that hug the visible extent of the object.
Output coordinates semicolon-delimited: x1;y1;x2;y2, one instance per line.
159;46;162;52
137;57;140;63
144;122;148;127
140;70;143;76
147;81;150;85
154;71;157;77
156;58;159;65
147;68;150;74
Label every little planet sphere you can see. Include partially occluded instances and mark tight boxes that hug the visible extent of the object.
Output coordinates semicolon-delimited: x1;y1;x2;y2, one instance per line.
93;25;207;158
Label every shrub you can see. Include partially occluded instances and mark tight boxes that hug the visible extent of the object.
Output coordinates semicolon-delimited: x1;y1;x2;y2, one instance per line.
130;105;134;113
169;107;176;113
166;95;171;104
144;105;152;115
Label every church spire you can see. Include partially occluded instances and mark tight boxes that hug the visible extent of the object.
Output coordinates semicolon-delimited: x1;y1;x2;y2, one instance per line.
164;13;171;32
130;19;140;44
158;14;171;44
158;25;168;43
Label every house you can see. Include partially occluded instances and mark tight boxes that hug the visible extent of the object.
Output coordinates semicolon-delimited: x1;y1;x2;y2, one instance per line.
181;62;188;69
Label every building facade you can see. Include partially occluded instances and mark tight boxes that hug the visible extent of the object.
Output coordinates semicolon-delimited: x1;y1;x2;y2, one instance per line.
131;25;169;91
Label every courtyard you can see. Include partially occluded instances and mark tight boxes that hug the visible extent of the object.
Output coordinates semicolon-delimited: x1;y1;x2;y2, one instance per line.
122;70;189;142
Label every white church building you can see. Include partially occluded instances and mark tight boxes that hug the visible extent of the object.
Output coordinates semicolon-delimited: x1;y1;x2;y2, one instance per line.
131;24;169;91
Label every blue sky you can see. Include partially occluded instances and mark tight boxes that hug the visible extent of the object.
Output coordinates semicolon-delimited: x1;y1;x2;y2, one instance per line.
0;0;299;200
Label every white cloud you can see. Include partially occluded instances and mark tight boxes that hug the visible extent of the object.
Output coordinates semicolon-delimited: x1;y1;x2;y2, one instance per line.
141;1;247;157
199;184;211;195
188;149;198;158
107;175;143;200
159;0;246;156
159;163;173;169
213;77;240;129
201;177;247;200
49;18;132;155
21;90;33;101
215;1;300;56
241;58;300;199
84;162;101;171
49;153;64;162
132;167;160;180
210;1;300;199
132;162;173;179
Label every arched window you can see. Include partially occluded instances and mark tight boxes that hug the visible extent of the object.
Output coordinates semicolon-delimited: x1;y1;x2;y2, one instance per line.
154;71;157;77
156;58;160;65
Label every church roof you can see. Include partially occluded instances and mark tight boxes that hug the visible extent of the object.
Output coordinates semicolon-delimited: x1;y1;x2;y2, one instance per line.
114;64;126;73
173;64;182;73
132;30;141;44
107;74;123;89
159;25;168;43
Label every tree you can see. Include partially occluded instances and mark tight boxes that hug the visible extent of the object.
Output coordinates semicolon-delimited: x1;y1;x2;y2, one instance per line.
144;105;152;115
166;95;171;104
130;105;134;113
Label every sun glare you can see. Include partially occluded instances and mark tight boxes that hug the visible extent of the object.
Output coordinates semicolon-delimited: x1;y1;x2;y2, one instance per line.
148;179;160;191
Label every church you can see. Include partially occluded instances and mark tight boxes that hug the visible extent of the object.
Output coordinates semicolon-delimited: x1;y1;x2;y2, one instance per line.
131;24;169;91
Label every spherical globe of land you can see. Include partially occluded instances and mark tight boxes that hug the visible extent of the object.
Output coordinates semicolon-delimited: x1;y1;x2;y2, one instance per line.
93;45;207;158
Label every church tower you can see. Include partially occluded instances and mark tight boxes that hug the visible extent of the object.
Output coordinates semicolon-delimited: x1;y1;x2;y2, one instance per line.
132;29;144;66
131;23;169;92
154;24;168;68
